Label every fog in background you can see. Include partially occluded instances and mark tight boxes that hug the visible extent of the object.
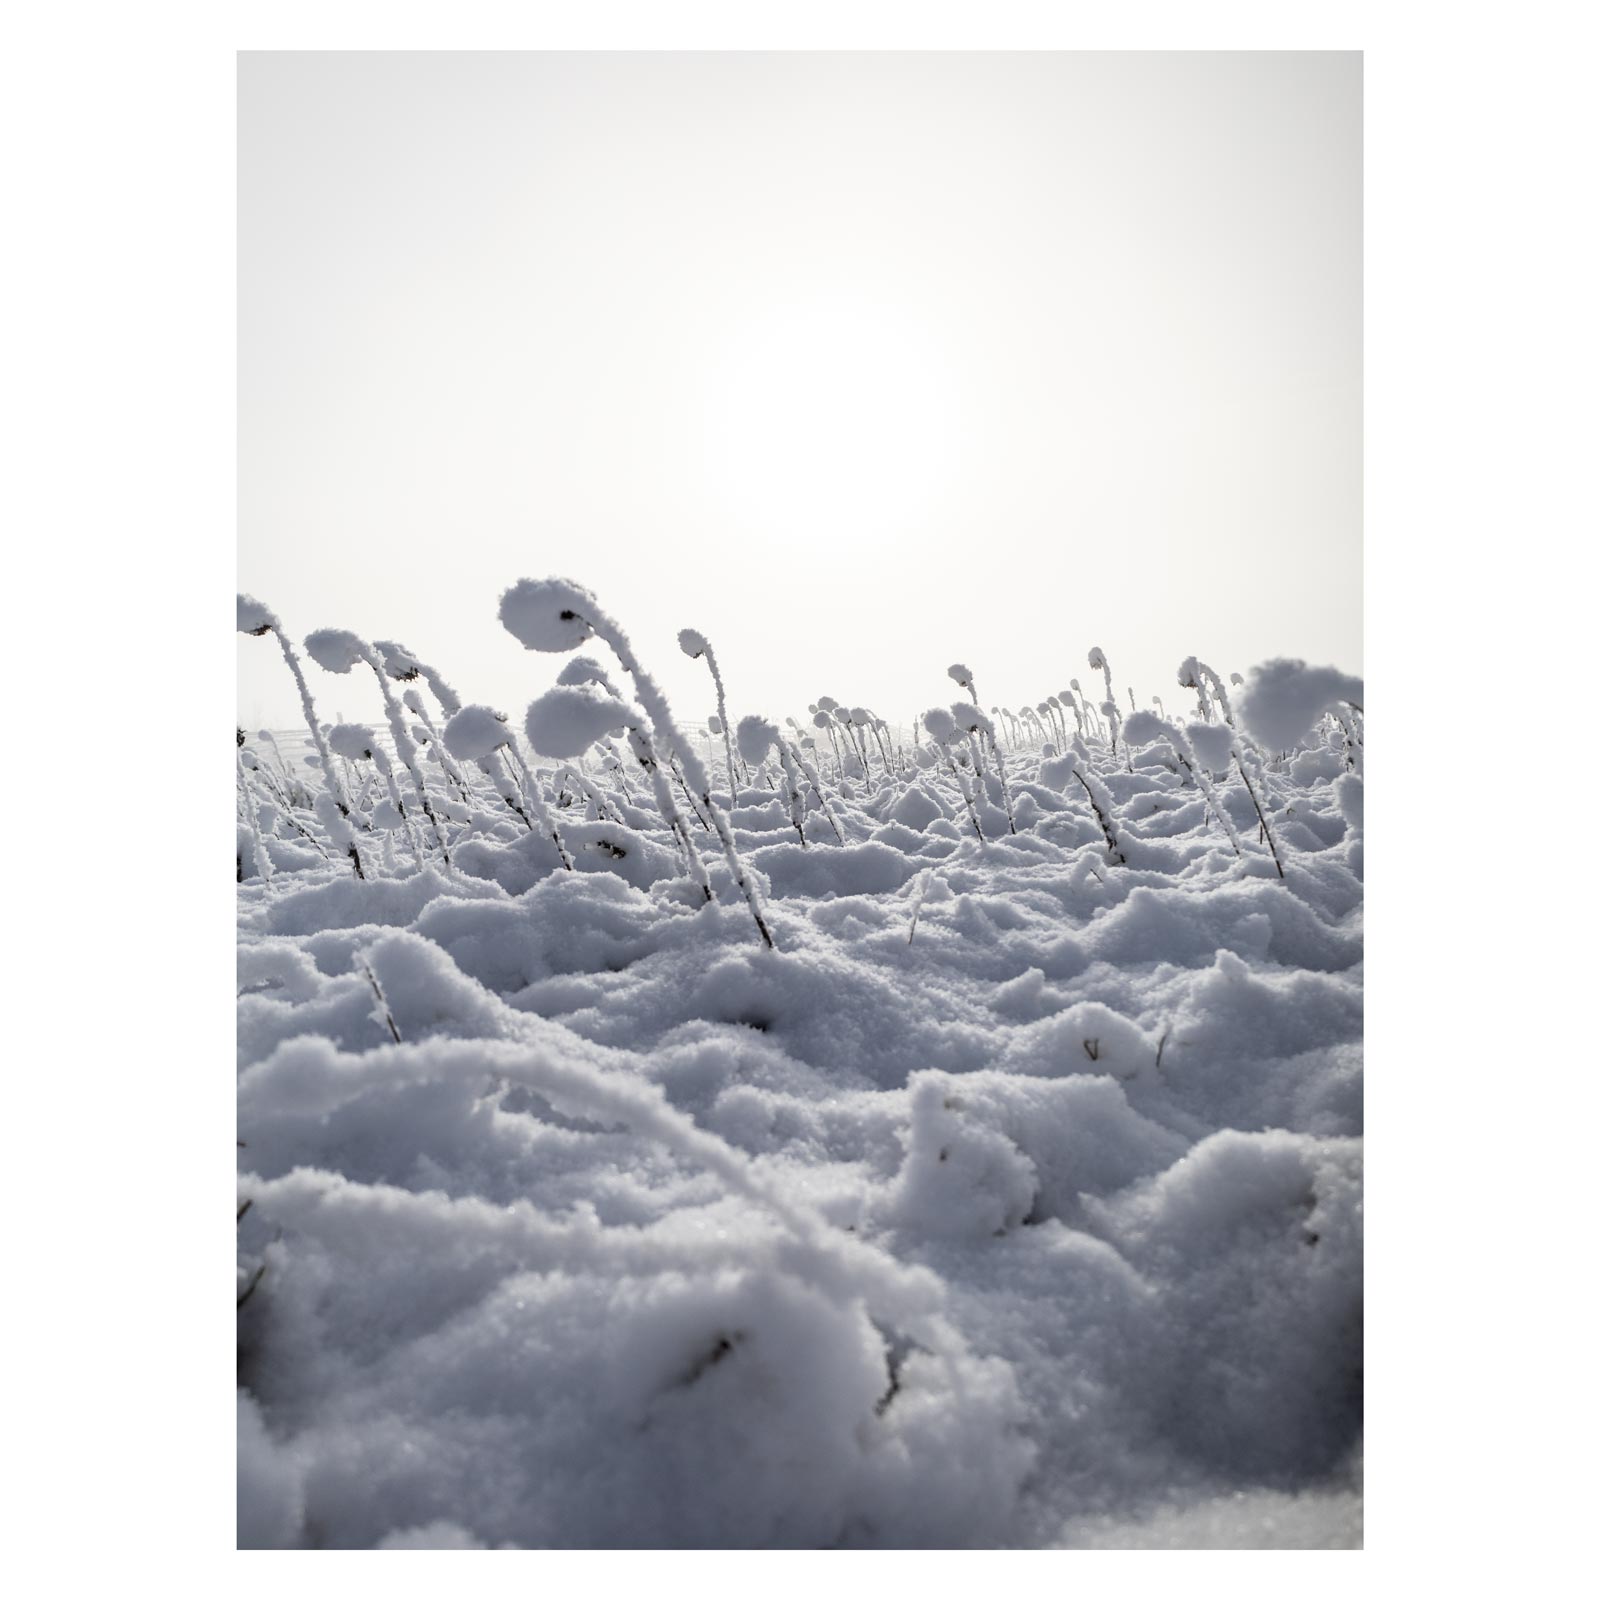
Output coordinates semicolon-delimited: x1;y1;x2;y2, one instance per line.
239;51;1360;738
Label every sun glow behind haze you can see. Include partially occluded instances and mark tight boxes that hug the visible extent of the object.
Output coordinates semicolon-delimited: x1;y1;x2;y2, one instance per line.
238;53;1360;738
703;298;962;545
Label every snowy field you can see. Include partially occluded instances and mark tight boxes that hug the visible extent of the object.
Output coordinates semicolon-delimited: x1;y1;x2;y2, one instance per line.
236;582;1364;1549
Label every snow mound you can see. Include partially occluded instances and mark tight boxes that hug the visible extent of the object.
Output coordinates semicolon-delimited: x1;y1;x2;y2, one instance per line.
888;783;948;832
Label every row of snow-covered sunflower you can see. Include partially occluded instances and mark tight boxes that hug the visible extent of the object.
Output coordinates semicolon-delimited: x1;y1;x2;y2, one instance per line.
239;579;1365;936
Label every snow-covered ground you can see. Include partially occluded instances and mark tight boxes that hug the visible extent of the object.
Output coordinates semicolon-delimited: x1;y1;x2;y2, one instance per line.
237;588;1363;1549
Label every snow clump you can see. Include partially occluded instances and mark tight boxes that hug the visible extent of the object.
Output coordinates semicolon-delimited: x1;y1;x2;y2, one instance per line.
303;628;367;674
236;593;278;635
1237;659;1365;752
736;714;778;767
1186;719;1235;772
327;722;378;761
499;578;598;653
524;683;632;759
442;704;514;762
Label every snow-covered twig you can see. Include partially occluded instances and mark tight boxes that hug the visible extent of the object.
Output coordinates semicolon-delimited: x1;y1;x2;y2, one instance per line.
501;579;774;949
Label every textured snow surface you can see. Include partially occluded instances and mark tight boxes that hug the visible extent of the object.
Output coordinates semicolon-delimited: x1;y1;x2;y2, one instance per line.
238;670;1362;1550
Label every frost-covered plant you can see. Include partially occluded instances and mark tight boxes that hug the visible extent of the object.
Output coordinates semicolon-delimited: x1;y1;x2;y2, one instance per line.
558;763;622;823
523;683;647;825
841;706;892;778
660;740;715;835
401;688;477;806
1068;680;1102;738
1225;660;1363;875
865;712;896;775
738;715;807;846
814;697;862;778
1201;663;1233;726
312;791;366;878
1179;656;1234;727
1183;717;1237;777
242;736;332;863
1329;704;1363;773
923;707;985;842
374;639;464;718
679;628;740;801
1064;741;1126;865
1230;740;1286;878
782;714;824;786
1172;687;1288;877
500;579;773;948
1123;710;1244;857
947;664;979;706
953;703;1016;835
306;628;453;866
610;699;713;833
327;722;427;865
236;747;274;886
595;737;637;800
1176;659;1212;722
836;709;865;775
524;681;633;762
810;709;844;775
1236;659;1365;754
848;709;877;777
786;736;845;844
238;594;353;815
239;741;288;817
248;729;310;811
1087;647;1124;756
442;703;574;869
827;706;869;778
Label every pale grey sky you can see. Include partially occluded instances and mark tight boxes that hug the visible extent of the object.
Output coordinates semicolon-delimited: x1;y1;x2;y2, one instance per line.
239;51;1359;735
